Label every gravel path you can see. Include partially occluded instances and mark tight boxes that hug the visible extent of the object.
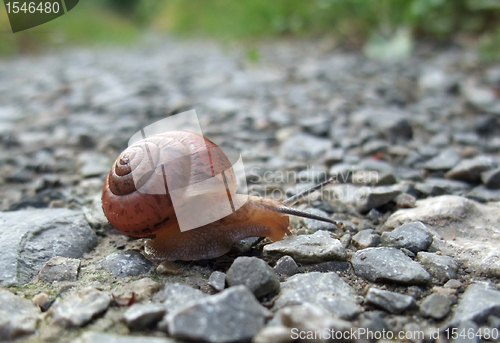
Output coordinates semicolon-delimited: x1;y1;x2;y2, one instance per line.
0;37;499;343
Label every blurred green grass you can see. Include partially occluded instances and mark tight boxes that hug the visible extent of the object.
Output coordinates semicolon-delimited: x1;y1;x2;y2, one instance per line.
0;0;140;56
1;0;500;59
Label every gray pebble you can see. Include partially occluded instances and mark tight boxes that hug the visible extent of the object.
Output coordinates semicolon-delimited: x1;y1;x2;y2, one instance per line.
444;279;463;289
263;230;346;263
78;152;111;178
448;283;500;327
422;149;461;171
37;256;81;282
50;287;111;328
358;311;389;333
161;283;208;314
419;293;452;319
356;186;401;213
453;320;480;343
0;209;98;286
208;271;226;292
101;251;153;278
273;255;299;276
274;272;362;320
365;288;414;314
467;185;500;202
417;252;459;282
123;303;166;330
280;133;331;161
445;155;497;183
352;229;380;249
481;167;500;189
300;208;336;231
0;289;41;341
488;315;500;329
414;178;470;196
167;285;271;343
230;237;260;254
352;247;431;285
226;257;280;298
381;221;433;253
395;193;416;208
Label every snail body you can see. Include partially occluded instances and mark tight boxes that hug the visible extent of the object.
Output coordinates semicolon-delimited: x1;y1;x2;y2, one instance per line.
102;130;342;262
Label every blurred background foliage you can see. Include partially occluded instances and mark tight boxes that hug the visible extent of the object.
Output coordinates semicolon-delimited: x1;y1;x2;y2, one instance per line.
1;0;500;60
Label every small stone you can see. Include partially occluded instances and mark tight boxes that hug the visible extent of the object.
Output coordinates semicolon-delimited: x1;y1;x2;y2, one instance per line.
273;256;299;276
50;287;111;327
252;326;293;343
444;279;462;289
36;256;81;282
274;272;362;320
231;237;260;254
0;289;41;340
352;247;431;285
488;315;500;329
422;149;461;171
358;311;389;334
123;303;166;330
156;261;182;275
101;251;153;277
362;139;389;156
352;229;380;249
467;185;500;202
32;292;50;309
226;257;280;298
356;186;401;213
481;168;500;189
417;252;459;282
78;152;111;178
407;286;422;299
432;286;457;296
299;116;331;136
300;208;336;231
167;285;271;343
340;233;351;248
395;193;416;208
324;148;344;165
454;320;480;343
420;293;452;320
445;156;497;183
384;195;500;278
161;283;208;314
0;209;97;286
365;288;414;314
83;194;110;229
308;261;350;273
280;133;332;161
416;178;471;197
381;221;433;253
263;230;346;263
448;283;500;327
208;271;226;292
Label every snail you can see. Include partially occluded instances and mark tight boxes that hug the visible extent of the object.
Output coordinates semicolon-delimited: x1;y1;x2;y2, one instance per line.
101;130;343;262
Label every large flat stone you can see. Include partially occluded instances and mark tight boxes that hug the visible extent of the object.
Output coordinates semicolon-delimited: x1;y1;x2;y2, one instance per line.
0;209;98;286
273;272;362;320
384;195;500;277
352;247;430;285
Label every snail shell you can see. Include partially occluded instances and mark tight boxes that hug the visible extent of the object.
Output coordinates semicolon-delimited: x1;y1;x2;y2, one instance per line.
101;131;291;261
